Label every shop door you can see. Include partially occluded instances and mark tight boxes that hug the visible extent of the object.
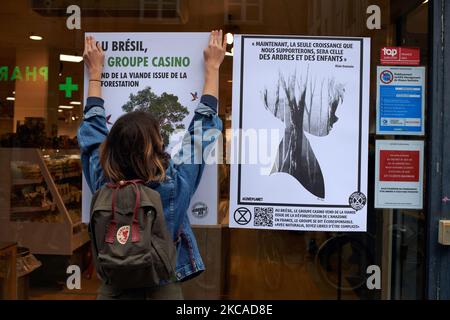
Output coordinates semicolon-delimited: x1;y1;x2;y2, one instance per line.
425;0;450;300
224;0;429;300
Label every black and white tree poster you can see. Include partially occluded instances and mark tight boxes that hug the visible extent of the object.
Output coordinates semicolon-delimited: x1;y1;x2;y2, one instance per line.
229;35;370;232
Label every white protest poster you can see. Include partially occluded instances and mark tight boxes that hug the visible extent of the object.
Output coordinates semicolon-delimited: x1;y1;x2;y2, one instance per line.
229;35;370;232
82;32;218;225
375;140;424;209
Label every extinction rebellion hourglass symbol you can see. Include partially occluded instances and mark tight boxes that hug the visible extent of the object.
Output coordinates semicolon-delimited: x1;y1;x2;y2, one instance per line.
234;207;252;225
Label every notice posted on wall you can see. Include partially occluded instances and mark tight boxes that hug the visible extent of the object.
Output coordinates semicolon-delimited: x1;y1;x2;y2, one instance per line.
375;140;424;209
376;66;425;135
81;32;218;225
229;35;371;232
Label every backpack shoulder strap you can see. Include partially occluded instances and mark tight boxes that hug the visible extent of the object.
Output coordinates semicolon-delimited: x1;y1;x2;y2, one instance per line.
104;180;144;244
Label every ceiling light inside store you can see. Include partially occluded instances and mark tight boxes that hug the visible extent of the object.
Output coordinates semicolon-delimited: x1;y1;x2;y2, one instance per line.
29;35;43;41
71;116;76;121
226;33;234;45
422;0;428;4
70;101;81;105
58;109;63;113
58;105;73;109
6;97;15;101
60;54;83;63
12;91;15;95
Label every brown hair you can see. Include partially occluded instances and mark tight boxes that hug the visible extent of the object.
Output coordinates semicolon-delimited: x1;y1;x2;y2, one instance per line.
100;111;169;183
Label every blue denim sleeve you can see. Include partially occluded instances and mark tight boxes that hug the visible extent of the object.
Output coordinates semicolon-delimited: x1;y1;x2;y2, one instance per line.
170;94;223;198
77;97;108;193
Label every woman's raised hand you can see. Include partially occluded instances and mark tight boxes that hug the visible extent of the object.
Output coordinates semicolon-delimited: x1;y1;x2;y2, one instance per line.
83;36;105;80
203;30;227;71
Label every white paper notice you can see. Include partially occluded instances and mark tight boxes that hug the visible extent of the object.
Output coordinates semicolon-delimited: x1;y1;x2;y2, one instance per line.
375;140;424;209
82;32;218;225
229;35;371;232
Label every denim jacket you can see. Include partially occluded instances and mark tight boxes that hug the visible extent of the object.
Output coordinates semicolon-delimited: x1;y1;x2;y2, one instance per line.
77;95;222;282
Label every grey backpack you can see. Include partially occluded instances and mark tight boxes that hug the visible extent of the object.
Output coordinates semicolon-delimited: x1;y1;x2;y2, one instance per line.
89;180;176;289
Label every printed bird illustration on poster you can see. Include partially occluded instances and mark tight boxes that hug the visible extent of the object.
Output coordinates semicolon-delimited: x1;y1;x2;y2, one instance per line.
81;32;218;225
230;35;370;232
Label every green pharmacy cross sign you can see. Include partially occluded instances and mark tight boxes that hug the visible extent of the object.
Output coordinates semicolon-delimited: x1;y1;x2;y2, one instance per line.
59;77;78;98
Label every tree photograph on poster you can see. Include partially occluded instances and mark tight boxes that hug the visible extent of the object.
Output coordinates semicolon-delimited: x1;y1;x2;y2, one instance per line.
122;86;189;145
263;70;345;198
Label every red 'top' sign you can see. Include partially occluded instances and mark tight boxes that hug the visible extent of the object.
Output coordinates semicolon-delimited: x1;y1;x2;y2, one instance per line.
380;47;420;66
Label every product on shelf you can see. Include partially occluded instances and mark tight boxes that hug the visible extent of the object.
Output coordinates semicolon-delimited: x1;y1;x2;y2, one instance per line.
12;162;41;180
56;183;82;204
16;247;42;278
44;156;81;179
11;184;54;209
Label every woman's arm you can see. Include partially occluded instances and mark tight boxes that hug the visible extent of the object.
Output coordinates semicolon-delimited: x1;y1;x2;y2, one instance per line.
202;30;226;98
171;30;226;197
85;36;104;98
77;36;108;193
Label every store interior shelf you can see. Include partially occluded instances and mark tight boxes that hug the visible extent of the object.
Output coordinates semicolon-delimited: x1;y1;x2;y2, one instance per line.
10;205;52;214
0;148;88;255
52;172;82;180
12;178;44;186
